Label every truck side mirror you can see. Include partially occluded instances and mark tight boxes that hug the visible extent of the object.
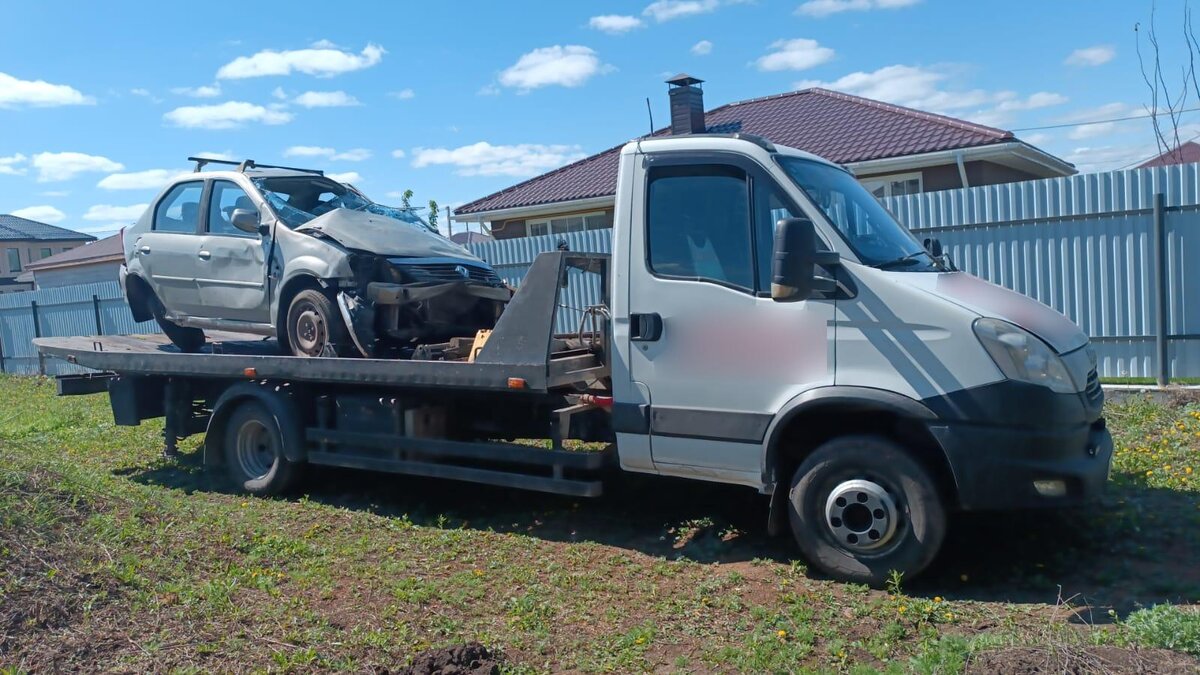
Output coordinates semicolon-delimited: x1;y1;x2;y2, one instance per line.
772;217;839;302
231;208;261;234
923;237;943;258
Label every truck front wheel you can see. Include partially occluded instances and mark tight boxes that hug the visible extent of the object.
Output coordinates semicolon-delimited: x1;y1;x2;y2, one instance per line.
223;400;301;496
787;435;946;586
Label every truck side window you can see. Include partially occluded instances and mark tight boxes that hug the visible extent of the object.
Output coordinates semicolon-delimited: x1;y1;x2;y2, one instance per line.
207;181;257;236
753;181;800;292
646;164;753;290
154;182;204;234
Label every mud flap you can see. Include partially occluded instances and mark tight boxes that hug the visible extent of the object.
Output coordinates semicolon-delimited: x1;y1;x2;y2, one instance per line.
336;292;375;358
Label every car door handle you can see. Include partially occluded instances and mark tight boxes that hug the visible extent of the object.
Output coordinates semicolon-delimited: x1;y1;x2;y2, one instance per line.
630;312;663;342
197;250;211;260
138;245;151;255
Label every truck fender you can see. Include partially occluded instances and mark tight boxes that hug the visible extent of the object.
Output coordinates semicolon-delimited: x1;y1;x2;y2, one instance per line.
761;386;938;536
204;382;307;466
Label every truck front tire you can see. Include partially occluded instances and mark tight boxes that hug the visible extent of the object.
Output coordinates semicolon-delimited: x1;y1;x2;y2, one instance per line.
787;435;946;586
223;400;301;496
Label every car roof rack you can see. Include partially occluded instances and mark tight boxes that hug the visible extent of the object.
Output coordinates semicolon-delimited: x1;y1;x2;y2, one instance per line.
187;156;324;176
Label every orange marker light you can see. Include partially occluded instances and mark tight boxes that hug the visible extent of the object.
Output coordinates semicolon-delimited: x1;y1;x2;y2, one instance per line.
243;367;257;378
507;377;527;389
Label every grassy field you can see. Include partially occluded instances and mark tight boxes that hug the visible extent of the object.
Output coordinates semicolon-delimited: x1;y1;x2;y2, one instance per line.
1;375;1199;673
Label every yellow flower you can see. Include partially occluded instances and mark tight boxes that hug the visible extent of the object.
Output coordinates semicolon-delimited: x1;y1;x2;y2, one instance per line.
1147;470;1154;476
1164;464;1172;471
897;605;907;614
933;596;943;603
1187;467;1194;475
777;630;787;639
945;612;954;620
473;569;484;577
635;636;646;645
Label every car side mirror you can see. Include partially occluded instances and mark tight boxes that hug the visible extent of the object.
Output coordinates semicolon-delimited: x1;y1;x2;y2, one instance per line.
923;237;943;258
772;217;839;302
230;208;261;234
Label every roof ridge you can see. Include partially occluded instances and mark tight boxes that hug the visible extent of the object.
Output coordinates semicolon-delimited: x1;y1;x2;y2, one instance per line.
805;88;1013;139
0;214;95;240
455;141;631;213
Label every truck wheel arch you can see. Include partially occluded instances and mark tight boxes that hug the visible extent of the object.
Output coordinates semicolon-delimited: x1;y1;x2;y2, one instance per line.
204;382;307;467
762;387;958;535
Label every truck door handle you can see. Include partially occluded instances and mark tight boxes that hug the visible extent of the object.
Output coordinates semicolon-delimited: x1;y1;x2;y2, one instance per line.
197;250;211;260
138;245;151;255
630;313;663;342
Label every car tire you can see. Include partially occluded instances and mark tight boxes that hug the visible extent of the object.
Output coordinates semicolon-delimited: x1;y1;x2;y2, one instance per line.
285;288;354;357
152;303;205;353
223;400;301;496
787;435;946;587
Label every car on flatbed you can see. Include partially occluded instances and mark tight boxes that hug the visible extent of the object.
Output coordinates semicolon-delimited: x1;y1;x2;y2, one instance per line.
120;157;510;357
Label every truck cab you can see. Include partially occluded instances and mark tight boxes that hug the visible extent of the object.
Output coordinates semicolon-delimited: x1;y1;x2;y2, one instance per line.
607;135;1111;583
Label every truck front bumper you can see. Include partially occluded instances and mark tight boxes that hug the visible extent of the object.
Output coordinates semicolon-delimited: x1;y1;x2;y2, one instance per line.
928;418;1113;511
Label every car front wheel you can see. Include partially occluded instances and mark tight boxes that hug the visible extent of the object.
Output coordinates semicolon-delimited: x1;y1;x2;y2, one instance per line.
285;288;354;357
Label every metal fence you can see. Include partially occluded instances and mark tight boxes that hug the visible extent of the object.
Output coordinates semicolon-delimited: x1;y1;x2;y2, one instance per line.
2;162;1197;380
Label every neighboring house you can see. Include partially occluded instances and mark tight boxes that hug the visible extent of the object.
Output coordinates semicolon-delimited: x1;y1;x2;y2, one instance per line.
21;232;123;289
0;215;96;292
455;75;1076;240
1137;141;1200;168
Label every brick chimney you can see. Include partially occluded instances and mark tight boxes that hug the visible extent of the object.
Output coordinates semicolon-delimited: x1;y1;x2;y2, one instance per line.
666;73;705;135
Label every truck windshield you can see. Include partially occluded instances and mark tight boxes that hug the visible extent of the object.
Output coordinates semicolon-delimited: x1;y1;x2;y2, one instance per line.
252;176;437;233
777;157;943;271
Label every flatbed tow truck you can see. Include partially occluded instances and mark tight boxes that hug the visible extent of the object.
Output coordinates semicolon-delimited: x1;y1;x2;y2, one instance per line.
36;135;1113;585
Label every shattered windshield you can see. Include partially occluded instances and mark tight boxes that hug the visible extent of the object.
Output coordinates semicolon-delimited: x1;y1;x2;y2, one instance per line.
252;176;437;233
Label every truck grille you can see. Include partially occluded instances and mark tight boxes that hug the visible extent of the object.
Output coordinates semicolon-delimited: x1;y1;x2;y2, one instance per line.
390;259;503;286
1085;368;1102;403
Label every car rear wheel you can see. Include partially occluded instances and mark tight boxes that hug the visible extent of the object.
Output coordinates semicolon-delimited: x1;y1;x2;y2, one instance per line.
787;435;946;586
285;288;354;357
152;302;205;353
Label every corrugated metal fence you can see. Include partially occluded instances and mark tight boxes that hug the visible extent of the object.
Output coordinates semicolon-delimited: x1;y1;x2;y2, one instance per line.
2;163;1197;380
0;281;156;375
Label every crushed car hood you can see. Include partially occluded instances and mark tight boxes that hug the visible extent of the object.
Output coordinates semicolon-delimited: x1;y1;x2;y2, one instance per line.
297;208;483;261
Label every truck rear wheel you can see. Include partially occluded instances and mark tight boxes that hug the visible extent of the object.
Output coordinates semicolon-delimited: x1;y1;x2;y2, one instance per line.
223;400;301;496
787;435;945;586
285;289;353;358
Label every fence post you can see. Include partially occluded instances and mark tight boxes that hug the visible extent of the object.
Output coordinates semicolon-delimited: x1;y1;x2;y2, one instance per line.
0;320;5;373
92;294;103;335
31;300;44;376
1153;192;1169;386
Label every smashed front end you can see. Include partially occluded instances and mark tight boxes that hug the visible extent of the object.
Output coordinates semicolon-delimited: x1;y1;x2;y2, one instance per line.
337;254;511;358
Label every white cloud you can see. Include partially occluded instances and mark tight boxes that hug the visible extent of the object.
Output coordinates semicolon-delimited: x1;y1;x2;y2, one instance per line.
411;142;588;177
283;146;370;161
643;0;719;22
589;14;644;33
477;83;501;96
391;149;407;158
31;152;123;183
11;205;65;223
1053;102;1134;140
499;46;609;91
391;88;415;100
754;39;835;72
39;190;69;197
326;171;362;184
1068;123;1116;140
994;91;1069;112
1066;45;1115;67
292;90;360;107
217;42;385;79
130;88;162;103
194;150;237;161
0;153;27;176
271;86;288;100
97;169;189;190
796;0;920;18
172;84;221;98
163;101;294;129
82;203;148;222
0;72;93;108
691;40;713;56
332;148;371;161
1063;144;1155;171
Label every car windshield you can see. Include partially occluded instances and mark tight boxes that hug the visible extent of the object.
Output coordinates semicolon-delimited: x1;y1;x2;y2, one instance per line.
777;156;944;271
252;176;437;233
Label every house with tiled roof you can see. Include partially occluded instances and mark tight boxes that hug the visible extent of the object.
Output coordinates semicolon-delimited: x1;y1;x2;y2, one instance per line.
454;76;1075;240
0;215;95;292
1138;141;1200;168
20;232;122;290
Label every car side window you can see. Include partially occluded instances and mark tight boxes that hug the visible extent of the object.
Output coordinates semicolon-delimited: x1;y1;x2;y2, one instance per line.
153;182;204;233
207;180;258;236
646;164;754;291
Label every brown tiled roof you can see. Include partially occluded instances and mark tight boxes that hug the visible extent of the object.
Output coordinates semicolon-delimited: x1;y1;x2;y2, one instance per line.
1138;141;1200;168
26;233;122;271
457;88;1021;216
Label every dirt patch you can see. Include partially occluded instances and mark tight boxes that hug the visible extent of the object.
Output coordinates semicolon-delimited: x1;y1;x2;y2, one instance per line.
395;643;503;675
967;645;1199;674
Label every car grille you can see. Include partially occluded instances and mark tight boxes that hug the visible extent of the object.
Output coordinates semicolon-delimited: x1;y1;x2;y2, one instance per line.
390;259;503;286
1085;368;1102;404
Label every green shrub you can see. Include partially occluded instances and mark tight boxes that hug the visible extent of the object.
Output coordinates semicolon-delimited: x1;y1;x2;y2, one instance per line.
1124;604;1200;655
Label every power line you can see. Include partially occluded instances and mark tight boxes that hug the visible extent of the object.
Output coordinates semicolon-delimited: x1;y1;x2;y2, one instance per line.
1011;106;1200;132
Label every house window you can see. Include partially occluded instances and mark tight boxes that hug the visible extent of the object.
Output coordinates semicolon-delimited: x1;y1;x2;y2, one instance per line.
526;211;610;237
859;172;923;199
39;248;52;259
6;248;21;273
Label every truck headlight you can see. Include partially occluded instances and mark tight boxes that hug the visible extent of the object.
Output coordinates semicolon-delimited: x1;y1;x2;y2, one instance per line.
973;318;1076;394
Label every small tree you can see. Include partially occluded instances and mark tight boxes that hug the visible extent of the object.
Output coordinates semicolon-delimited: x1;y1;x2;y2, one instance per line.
1136;1;1200;162
427;199;439;230
400;189;414;209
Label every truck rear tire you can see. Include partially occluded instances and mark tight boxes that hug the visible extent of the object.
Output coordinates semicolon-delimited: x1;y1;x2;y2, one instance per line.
787;435;946;586
223;400;301;496
285;289;353;358
152;303;205;353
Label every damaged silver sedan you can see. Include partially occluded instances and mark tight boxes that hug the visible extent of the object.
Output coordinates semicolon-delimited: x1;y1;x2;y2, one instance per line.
121;157;509;357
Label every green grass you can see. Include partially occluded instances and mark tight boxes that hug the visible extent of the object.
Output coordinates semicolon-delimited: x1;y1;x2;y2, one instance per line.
0;375;1198;673
1101;377;1200;385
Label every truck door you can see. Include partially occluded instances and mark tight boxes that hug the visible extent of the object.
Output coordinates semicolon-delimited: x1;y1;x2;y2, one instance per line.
194;179;270;322
137;180;206;315
624;155;836;483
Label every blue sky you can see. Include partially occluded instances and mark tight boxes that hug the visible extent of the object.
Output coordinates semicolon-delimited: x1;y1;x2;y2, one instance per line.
0;0;1187;239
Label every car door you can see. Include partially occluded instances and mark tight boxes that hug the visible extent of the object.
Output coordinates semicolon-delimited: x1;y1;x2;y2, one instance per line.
136;180;205;315
194;179;271;322
624;156;836;481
